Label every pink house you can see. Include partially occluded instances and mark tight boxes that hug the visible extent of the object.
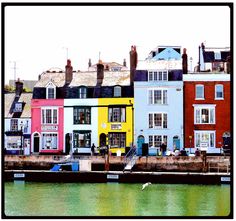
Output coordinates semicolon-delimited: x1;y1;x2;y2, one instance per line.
31;98;64;154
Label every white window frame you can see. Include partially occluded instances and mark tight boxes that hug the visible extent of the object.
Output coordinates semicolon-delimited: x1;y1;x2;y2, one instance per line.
215;84;224;100
195;84;204;100
148;70;168;81
41;132;58;150
10;119;18;131
46;82;56;99
149;135;167;147
148;112;168;129
41;107;58;125
114;86;122;97
14;102;22;112
193;105;216;124
79;86;87;99
148;89;168;105
194;130;215;149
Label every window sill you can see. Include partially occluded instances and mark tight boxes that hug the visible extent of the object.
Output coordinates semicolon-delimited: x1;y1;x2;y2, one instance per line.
215;98;224;100
195;98;205;100
194;123;215;125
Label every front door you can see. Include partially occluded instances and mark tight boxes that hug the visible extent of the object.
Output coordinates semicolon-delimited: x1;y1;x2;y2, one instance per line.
100;133;106;147
173;136;180;150
137;135;145;156
65;133;71;154
33;133;40;153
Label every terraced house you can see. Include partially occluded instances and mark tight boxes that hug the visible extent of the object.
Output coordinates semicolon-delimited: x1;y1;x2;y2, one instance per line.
31;50;134;155
183;43;231;154
4;79;32;155
134;46;184;155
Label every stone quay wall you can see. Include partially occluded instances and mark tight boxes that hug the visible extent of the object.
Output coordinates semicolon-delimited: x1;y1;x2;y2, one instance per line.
4;155;230;172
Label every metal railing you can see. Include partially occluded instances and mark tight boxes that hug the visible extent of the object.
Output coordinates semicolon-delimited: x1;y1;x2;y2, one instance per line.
124;146;137;170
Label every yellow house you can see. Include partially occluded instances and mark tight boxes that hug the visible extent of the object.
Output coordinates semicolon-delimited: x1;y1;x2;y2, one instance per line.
98;97;134;155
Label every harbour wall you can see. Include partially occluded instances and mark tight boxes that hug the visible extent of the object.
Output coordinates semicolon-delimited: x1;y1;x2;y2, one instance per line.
4;155;230;173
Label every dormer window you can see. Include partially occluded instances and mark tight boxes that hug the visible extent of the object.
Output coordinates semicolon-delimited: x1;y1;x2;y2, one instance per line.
14;102;22;112
79;86;87;98
46;82;56;99
114;86;122;97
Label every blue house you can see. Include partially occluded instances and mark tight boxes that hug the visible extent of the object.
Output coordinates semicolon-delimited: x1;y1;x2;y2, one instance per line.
134;46;184;155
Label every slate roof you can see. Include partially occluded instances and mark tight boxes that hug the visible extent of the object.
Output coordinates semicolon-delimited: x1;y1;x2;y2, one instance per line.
69;71;130;87
35;71;65;87
4;93;32;118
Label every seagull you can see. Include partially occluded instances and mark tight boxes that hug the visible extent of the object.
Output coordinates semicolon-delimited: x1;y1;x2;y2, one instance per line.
142;182;152;191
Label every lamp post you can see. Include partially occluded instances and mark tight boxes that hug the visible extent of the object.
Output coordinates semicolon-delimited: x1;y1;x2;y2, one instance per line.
20;121;24;155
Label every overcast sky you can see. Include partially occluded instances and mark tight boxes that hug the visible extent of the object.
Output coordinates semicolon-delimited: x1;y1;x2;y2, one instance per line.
4;4;230;84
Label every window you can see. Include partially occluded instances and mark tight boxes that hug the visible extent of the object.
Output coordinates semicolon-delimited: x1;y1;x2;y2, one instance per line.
215;84;224;99
46;82;56;99
194;105;215;124
78;87;87;98
42;108;58;124
148;70;168;81
42;133;58;149
195;85;204;99
148;89;168;105
195;131;215;148
149;113;167;129
10;119;18;131
114;86;122;97
108;107;126;122
14;103;22;112
73;131;91;148
149;135;167;147
108;132;126;147
74;107;91;124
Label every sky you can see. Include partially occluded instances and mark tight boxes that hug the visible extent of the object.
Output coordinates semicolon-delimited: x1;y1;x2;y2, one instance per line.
4;4;231;84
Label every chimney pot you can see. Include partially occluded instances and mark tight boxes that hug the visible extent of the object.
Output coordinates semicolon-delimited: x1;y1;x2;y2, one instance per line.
182;48;188;74
123;59;127;67
15;79;23;97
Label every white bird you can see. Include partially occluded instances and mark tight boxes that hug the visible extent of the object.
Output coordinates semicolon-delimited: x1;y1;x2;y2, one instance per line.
142;182;152;190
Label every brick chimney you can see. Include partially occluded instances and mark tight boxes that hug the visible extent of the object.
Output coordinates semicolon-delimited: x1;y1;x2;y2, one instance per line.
15;78;23;97
65;59;73;84
182;48;188;74
97;60;104;85
130;45;138;85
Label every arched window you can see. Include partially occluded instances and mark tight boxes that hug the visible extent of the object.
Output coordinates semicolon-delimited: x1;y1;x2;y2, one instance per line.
114;86;121;97
78;86;87;98
46;82;56;99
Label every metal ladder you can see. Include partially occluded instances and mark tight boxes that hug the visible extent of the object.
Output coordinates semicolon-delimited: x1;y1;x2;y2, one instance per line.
124;146;137;171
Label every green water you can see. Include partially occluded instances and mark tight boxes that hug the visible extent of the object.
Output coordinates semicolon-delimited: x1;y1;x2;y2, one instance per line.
4;182;230;217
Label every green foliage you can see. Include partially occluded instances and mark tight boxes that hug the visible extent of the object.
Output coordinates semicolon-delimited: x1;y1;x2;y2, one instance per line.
4;85;15;92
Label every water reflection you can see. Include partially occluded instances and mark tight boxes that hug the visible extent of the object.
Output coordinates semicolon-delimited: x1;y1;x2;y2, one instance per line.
4;182;230;217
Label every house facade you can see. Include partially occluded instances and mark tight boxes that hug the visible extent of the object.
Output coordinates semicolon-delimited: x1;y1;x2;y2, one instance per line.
134;46;184;155
31;48;133;155
183;74;230;154
4;80;32;155
31;66;67;154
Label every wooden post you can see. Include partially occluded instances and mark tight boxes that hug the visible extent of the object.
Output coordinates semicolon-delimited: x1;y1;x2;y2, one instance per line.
202;151;207;172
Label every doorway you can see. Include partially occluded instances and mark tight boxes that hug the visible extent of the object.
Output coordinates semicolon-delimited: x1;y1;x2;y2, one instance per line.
173;136;180;150
33;133;40;153
137;135;145;156
65;133;71;154
99;133;106;147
